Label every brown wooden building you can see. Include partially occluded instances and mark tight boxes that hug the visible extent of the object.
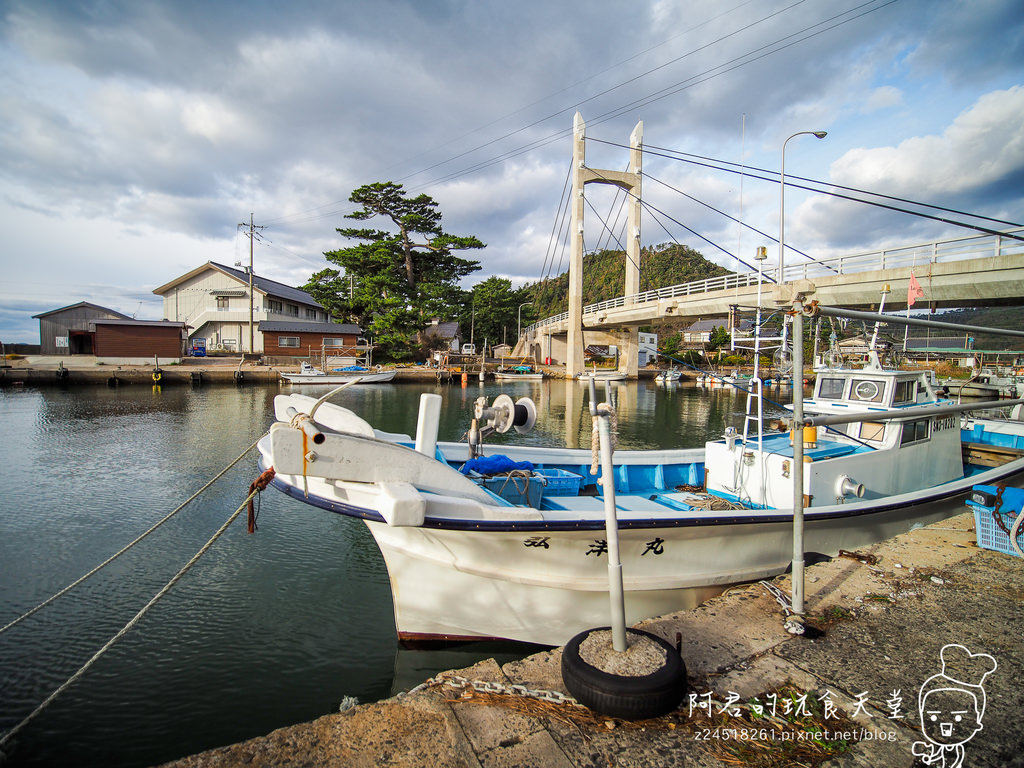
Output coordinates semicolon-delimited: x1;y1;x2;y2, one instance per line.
32;302;185;360
93;319;186;359
33;302;130;355
259;320;364;360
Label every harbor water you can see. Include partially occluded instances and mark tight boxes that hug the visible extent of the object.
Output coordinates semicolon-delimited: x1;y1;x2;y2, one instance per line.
0;378;792;767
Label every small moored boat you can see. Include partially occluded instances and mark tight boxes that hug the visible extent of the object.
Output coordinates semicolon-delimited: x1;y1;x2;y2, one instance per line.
281;361;396;384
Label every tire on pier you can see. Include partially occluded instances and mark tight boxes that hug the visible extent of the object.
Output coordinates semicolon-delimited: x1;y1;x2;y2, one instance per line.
560;627;687;721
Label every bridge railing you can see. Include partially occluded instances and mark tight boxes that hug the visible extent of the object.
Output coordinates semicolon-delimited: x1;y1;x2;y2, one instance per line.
523;227;1024;336
782;227;1024;282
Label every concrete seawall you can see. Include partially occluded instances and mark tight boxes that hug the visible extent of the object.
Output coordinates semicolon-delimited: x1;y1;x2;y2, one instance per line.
0;357;449;387
158;513;1023;768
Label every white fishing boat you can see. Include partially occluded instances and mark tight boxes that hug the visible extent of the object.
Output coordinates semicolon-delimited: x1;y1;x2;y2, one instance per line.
281;361;396;385
257;356;1024;645
940;369;1024;400
494;362;544;381
575;370;627;383
655;368;682;383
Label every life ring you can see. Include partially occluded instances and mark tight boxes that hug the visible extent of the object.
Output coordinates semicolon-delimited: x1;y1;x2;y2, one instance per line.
152;369;162;382
854;380;879;400
560;627;687;720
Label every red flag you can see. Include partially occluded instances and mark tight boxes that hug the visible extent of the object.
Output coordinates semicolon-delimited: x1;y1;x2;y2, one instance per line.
908;272;924;307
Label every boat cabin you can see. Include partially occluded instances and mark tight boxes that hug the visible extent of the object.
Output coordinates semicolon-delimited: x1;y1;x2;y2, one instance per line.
704;361;963;509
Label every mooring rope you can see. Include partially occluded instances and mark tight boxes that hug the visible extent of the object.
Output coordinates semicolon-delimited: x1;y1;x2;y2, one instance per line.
0;433;266;637
0;481;268;752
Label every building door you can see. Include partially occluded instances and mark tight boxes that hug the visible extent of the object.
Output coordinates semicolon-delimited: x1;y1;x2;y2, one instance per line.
69;330;94;354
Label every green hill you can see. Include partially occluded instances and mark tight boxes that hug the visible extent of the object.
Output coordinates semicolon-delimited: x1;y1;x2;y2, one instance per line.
524;243;730;323
927;306;1024;351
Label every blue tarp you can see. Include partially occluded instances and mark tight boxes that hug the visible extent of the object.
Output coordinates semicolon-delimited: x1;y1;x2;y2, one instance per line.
459;455;534;475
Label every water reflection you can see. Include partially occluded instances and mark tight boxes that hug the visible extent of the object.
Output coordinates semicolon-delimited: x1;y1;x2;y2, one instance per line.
0;380;793;768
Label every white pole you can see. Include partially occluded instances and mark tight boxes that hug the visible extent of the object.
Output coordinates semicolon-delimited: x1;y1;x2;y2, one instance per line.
790;303;806;627
598;407;627;652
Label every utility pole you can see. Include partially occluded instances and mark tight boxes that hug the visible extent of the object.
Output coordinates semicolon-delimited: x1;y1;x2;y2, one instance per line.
237;214;265;354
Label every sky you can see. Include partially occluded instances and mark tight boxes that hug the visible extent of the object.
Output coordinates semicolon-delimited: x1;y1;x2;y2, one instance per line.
1;0;1022;343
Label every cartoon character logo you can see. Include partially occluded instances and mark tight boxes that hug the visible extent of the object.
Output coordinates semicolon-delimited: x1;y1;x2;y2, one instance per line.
912;644;997;767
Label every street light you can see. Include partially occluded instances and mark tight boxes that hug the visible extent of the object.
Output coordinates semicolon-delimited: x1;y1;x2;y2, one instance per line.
517;302;533;338
779;131;827;282
778;129;825;634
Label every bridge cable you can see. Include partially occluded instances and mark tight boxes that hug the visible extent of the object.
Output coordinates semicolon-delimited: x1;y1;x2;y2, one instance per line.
633;142;1024;230
597;139;1024;241
643;172;838;273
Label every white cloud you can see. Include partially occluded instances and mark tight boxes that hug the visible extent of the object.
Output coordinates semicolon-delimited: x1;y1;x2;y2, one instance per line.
830;85;1024;196
1;0;1022;343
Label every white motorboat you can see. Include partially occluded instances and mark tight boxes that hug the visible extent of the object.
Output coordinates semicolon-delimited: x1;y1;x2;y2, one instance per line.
575;370;627;383
281;361;396;385
940;369;1024;400
494;364;543;381
257;358;1024;646
655;368;682;383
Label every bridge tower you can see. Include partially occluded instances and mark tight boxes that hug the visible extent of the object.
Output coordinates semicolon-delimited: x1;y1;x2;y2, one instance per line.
566;112;643;377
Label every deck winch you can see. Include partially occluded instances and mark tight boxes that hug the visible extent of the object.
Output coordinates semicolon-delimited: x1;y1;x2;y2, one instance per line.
467;394;537;458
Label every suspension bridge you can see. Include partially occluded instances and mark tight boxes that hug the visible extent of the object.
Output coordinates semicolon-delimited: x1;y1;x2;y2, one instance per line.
514;113;1024;377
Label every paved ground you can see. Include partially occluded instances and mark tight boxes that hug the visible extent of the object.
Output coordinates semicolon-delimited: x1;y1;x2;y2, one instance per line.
158;512;1024;768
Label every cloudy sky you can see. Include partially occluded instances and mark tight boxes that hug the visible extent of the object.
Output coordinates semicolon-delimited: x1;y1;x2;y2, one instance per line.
2;0;1022;342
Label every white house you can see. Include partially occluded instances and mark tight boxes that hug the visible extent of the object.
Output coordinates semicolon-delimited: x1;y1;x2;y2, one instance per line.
153;262;330;354
638;331;658;366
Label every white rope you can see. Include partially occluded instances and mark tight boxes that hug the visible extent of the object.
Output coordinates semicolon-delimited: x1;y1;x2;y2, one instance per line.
0;484;264;751
0;433;265;636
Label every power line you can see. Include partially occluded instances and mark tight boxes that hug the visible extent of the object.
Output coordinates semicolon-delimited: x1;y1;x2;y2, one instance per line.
262;0;898;229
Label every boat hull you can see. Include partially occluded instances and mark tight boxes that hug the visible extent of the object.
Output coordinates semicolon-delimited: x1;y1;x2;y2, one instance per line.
281;370;396;384
262;445;1024;645
493;372;543;381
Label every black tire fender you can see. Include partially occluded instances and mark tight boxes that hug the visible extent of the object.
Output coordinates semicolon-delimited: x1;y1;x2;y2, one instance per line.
561;627;687;720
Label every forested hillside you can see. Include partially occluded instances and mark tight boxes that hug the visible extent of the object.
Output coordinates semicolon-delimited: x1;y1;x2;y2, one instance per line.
927;306;1024;350
523;243;729;323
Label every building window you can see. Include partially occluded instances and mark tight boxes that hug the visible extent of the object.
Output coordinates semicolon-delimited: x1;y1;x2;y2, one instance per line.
305;308;318;320
279;336;300;348
287;304;299;317
323;337;345;348
217;296;230;311
267;300;283;313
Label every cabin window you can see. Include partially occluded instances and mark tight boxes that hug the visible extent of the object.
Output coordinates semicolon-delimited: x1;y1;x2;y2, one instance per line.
859;421;886;441
850;379;885;403
278;336;300;348
900;419;930;445
817;378;846;400
894;380;916;404
322;337;345;348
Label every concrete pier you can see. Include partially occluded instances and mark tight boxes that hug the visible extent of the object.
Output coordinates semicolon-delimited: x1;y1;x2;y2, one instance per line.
159;512;1023;767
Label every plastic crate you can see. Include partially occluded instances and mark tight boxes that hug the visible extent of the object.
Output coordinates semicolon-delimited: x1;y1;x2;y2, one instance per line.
534;468;583;497
967;485;1024;558
481;473;545;508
